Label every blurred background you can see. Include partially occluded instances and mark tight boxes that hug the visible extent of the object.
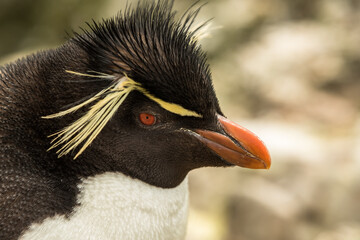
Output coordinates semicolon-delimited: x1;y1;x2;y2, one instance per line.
1;0;359;239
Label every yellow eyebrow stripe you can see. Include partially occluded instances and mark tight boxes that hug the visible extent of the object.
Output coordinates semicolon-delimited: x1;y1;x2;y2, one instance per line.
43;70;202;159
136;86;202;118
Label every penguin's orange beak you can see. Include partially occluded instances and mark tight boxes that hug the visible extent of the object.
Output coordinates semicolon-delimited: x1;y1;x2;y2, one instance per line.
195;115;271;169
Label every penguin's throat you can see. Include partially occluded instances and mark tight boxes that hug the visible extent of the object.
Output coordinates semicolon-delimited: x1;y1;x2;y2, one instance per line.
20;172;189;240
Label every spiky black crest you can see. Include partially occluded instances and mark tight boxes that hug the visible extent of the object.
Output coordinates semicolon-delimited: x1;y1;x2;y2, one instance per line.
73;0;220;117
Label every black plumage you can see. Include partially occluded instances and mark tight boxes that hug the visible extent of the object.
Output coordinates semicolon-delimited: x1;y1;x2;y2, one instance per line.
0;1;270;239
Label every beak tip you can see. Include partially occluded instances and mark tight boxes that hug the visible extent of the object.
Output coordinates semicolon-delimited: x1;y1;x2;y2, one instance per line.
258;148;271;170
261;149;271;169
264;161;271;169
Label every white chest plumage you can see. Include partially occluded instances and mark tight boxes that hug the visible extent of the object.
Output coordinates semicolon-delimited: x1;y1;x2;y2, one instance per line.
20;172;189;240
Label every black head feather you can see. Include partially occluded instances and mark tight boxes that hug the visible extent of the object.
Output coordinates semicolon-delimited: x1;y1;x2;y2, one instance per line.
73;0;220;117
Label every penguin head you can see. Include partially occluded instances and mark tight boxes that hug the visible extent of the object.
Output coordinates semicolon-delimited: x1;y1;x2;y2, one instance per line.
43;1;270;188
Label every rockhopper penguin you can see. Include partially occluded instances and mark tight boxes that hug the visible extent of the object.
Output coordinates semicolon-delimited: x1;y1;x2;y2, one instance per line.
0;1;271;240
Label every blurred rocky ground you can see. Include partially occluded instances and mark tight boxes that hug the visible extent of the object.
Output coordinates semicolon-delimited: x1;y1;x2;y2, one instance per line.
1;0;359;240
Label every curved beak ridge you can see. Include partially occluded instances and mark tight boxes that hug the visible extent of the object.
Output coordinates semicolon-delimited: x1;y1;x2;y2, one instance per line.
195;115;271;169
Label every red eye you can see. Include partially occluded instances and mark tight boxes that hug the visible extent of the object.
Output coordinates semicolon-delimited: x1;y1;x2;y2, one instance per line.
139;113;156;126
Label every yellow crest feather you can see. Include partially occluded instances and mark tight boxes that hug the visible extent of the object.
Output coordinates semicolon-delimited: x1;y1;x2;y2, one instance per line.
136;87;202;117
44;71;201;159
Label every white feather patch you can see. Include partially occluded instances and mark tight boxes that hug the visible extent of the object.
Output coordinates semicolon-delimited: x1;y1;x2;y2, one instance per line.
20;172;189;240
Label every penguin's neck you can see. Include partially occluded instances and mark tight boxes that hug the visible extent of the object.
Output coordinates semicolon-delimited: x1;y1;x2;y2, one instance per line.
20;172;189;240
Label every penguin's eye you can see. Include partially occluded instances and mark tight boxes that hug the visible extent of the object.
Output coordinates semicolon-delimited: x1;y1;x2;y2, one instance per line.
139;113;156;126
